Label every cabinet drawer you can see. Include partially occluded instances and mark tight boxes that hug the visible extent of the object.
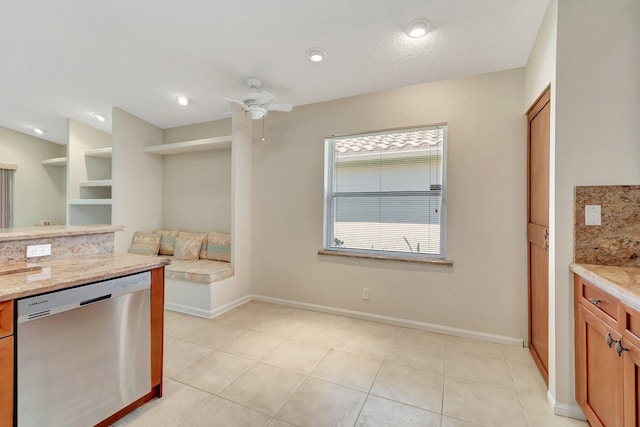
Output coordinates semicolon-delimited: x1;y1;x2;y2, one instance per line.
0;301;12;338
577;277;619;324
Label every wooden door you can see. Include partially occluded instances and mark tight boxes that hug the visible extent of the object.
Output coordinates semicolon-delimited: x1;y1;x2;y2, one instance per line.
527;87;551;383
576;305;623;427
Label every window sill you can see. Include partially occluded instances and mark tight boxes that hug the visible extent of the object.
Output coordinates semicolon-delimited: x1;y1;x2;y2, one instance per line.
317;249;453;266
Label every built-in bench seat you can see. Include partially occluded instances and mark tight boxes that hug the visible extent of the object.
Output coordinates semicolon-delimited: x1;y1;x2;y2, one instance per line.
161;257;234;284
128;229;237;317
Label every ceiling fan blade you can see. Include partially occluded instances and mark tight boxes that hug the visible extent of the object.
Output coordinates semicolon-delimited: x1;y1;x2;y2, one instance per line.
222;97;246;107
266;103;293;112
255;90;274;105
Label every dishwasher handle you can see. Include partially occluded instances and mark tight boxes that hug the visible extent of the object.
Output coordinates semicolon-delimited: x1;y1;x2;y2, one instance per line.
80;294;112;306
17;271;151;324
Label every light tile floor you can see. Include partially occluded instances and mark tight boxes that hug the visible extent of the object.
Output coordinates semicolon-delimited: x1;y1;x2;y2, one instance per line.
113;301;588;427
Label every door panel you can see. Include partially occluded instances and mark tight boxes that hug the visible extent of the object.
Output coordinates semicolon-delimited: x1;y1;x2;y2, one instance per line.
530;242;549;371
527;87;550;383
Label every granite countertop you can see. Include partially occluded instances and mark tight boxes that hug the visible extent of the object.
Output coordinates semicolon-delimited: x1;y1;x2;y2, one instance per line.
571;263;640;311
0;225;126;242
0;253;170;302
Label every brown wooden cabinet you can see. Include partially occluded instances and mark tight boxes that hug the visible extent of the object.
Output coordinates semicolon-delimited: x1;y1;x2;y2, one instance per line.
0;300;14;427
575;274;640;427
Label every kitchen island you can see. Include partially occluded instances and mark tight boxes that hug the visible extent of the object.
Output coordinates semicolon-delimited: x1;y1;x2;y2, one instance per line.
0;226;170;426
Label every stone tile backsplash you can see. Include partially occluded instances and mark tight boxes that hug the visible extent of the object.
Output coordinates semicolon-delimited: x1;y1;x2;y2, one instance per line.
575;185;640;267
0;233;114;262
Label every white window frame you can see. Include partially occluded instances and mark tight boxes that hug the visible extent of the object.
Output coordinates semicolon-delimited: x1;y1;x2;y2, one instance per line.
323;124;447;260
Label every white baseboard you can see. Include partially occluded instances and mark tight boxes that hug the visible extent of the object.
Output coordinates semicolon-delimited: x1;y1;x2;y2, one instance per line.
165;294;252;319
251;294;524;347
547;390;586;420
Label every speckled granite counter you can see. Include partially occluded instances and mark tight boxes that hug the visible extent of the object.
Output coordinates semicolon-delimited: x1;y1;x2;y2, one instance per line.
571;263;640;311
0;225;125;242
0;253;170;302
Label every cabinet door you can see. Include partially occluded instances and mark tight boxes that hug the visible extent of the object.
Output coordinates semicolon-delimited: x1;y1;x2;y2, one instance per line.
0;336;14;427
576;304;623;427
0;301;12;338
150;267;165;394
624;340;640;427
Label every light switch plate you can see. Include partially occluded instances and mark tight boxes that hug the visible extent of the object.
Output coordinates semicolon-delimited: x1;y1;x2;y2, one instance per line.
585;205;601;226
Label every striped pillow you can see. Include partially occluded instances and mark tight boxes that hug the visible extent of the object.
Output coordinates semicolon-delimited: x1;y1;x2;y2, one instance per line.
203;232;231;262
153;229;179;255
128;232;161;256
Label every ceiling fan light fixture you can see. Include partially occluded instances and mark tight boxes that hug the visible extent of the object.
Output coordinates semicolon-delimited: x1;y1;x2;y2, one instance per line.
175;95;192;106
246;104;267;120
406;19;430;38
307;48;326;63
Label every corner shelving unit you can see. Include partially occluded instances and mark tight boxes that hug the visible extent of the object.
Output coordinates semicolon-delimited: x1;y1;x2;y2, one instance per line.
42;157;67;166
67;119;113;226
144;135;232;155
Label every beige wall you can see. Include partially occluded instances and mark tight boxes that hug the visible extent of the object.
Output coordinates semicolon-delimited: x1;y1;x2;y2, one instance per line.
112;108;164;251
251;68;528;340
523;0;564;413
162;119;232;234
0;126;66;227
553;0;640;410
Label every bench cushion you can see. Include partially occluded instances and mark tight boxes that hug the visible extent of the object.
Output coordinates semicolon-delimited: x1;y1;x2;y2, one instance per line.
165;258;234;284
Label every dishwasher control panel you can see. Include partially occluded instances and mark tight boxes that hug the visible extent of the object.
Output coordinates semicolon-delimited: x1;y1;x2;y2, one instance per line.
17;271;151;323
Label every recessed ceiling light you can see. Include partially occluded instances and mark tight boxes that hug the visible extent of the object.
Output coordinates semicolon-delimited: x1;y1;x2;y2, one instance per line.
406;19;431;38
307;48;326;63
32;127;44;135
175;95;192;106
93;113;106;122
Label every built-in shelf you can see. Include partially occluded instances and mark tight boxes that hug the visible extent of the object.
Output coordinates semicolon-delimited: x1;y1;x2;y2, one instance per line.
79;180;113;187
84;147;112;158
68;199;112;205
42;157;67;166
144;135;232;155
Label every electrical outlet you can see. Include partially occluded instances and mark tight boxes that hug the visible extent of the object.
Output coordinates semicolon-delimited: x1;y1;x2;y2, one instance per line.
26;244;52;258
362;288;370;300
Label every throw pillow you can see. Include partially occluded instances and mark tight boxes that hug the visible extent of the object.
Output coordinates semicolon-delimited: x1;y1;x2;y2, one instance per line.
127;232;161;256
153;229;179;255
204;231;231;262
178;231;208;259
174;235;205;260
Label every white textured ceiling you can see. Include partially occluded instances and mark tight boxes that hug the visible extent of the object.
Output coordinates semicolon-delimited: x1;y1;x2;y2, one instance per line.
0;0;548;144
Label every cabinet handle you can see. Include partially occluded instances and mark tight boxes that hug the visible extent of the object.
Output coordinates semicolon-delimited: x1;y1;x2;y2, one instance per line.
615;340;629;357
588;298;601;306
606;333;614;348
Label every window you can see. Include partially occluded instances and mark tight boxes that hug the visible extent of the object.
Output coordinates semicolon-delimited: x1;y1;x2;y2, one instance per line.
0;164;16;229
323;125;447;259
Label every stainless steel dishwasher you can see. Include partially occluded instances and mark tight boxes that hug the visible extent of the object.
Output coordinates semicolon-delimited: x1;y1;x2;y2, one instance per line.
16;271;151;427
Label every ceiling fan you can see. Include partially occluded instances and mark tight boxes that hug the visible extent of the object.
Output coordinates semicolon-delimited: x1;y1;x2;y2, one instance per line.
223;78;293;120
